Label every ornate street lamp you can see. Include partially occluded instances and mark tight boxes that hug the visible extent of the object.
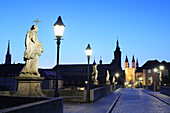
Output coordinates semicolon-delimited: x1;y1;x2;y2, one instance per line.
115;73;119;89
153;68;158;73
53;16;65;97
115;73;119;83
85;44;92;103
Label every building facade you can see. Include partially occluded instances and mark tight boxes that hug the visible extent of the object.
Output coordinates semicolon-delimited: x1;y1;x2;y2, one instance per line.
125;55;136;85
0;39;125;90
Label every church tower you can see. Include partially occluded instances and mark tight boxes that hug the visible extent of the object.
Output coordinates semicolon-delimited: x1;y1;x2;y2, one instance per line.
125;55;129;69
131;55;136;83
5;40;11;64
125;55;129;84
114;39;121;68
125;55;136;85
132;55;135;69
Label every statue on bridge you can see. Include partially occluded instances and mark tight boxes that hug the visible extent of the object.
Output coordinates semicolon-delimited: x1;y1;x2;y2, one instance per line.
14;20;45;97
106;70;110;85
92;64;99;85
20;25;43;76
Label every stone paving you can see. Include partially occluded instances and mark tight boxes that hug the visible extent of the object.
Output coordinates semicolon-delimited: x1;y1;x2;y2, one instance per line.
112;89;170;113
64;88;123;113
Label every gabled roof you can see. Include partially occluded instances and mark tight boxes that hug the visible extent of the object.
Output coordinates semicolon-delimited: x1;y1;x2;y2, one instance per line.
141;60;160;69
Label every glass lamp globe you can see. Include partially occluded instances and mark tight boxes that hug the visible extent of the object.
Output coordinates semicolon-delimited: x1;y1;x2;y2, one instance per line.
85;44;92;57
159;65;164;70
115;73;119;78
53;16;65;38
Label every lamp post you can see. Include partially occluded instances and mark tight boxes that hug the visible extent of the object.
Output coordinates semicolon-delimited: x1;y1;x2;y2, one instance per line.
53;16;65;97
115;73;119;88
153;68;159;91
85;44;92;103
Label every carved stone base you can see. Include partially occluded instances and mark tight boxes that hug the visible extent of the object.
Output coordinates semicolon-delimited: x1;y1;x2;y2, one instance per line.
106;80;110;85
14;76;45;97
94;80;99;85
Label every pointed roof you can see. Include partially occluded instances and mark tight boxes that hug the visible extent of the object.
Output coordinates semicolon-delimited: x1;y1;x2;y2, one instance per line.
7;40;10;55
132;55;135;62
125;55;128;62
116;39;119;48
136;58;139;65
93;59;96;65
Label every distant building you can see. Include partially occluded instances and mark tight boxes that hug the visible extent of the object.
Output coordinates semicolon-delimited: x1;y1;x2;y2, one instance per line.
53;39;125;87
0;64;24;91
0;39;125;91
125;55;136;85
140;60;170;86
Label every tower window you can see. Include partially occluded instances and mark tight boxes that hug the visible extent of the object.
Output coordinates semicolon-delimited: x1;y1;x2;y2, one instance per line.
148;69;151;74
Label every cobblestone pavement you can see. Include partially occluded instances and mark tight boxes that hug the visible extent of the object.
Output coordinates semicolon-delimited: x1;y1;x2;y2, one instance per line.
64;88;123;113
112;88;170;113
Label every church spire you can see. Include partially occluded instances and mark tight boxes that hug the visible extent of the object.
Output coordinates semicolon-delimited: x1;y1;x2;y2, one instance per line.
125;55;128;62
5;40;11;64
114;37;121;68
132;55;135;62
116;37;120;49
7;40;10;55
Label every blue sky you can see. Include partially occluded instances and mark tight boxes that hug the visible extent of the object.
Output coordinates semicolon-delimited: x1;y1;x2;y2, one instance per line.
0;0;170;69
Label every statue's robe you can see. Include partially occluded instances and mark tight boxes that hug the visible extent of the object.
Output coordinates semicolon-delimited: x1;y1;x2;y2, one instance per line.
21;30;43;75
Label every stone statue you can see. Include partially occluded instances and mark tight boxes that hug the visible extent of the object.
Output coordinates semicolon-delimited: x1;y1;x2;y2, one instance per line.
20;25;43;76
92;64;99;85
112;77;115;83
106;70;110;85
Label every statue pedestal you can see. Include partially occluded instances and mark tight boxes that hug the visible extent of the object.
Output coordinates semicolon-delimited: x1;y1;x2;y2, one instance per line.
14;75;45;97
106;80;110;85
94;80;99;85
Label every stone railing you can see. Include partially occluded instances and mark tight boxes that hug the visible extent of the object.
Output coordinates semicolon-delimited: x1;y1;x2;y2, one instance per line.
90;85;112;102
42;85;113;102
0;95;63;113
160;86;170;96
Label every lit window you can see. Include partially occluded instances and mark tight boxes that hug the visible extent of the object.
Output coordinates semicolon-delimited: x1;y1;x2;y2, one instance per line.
148;69;151;73
148;77;151;80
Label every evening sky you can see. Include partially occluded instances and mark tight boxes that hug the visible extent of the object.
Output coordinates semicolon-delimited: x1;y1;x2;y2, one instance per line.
0;0;170;69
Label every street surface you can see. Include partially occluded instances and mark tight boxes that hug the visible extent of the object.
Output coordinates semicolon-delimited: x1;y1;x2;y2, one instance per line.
64;88;170;113
112;89;170;113
64;88;123;113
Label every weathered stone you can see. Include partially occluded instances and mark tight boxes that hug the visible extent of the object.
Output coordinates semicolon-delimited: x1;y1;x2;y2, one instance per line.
14;76;45;97
20;25;43;76
14;24;45;97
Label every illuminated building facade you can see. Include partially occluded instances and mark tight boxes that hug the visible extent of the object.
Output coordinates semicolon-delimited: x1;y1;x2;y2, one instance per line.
125;55;136;85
